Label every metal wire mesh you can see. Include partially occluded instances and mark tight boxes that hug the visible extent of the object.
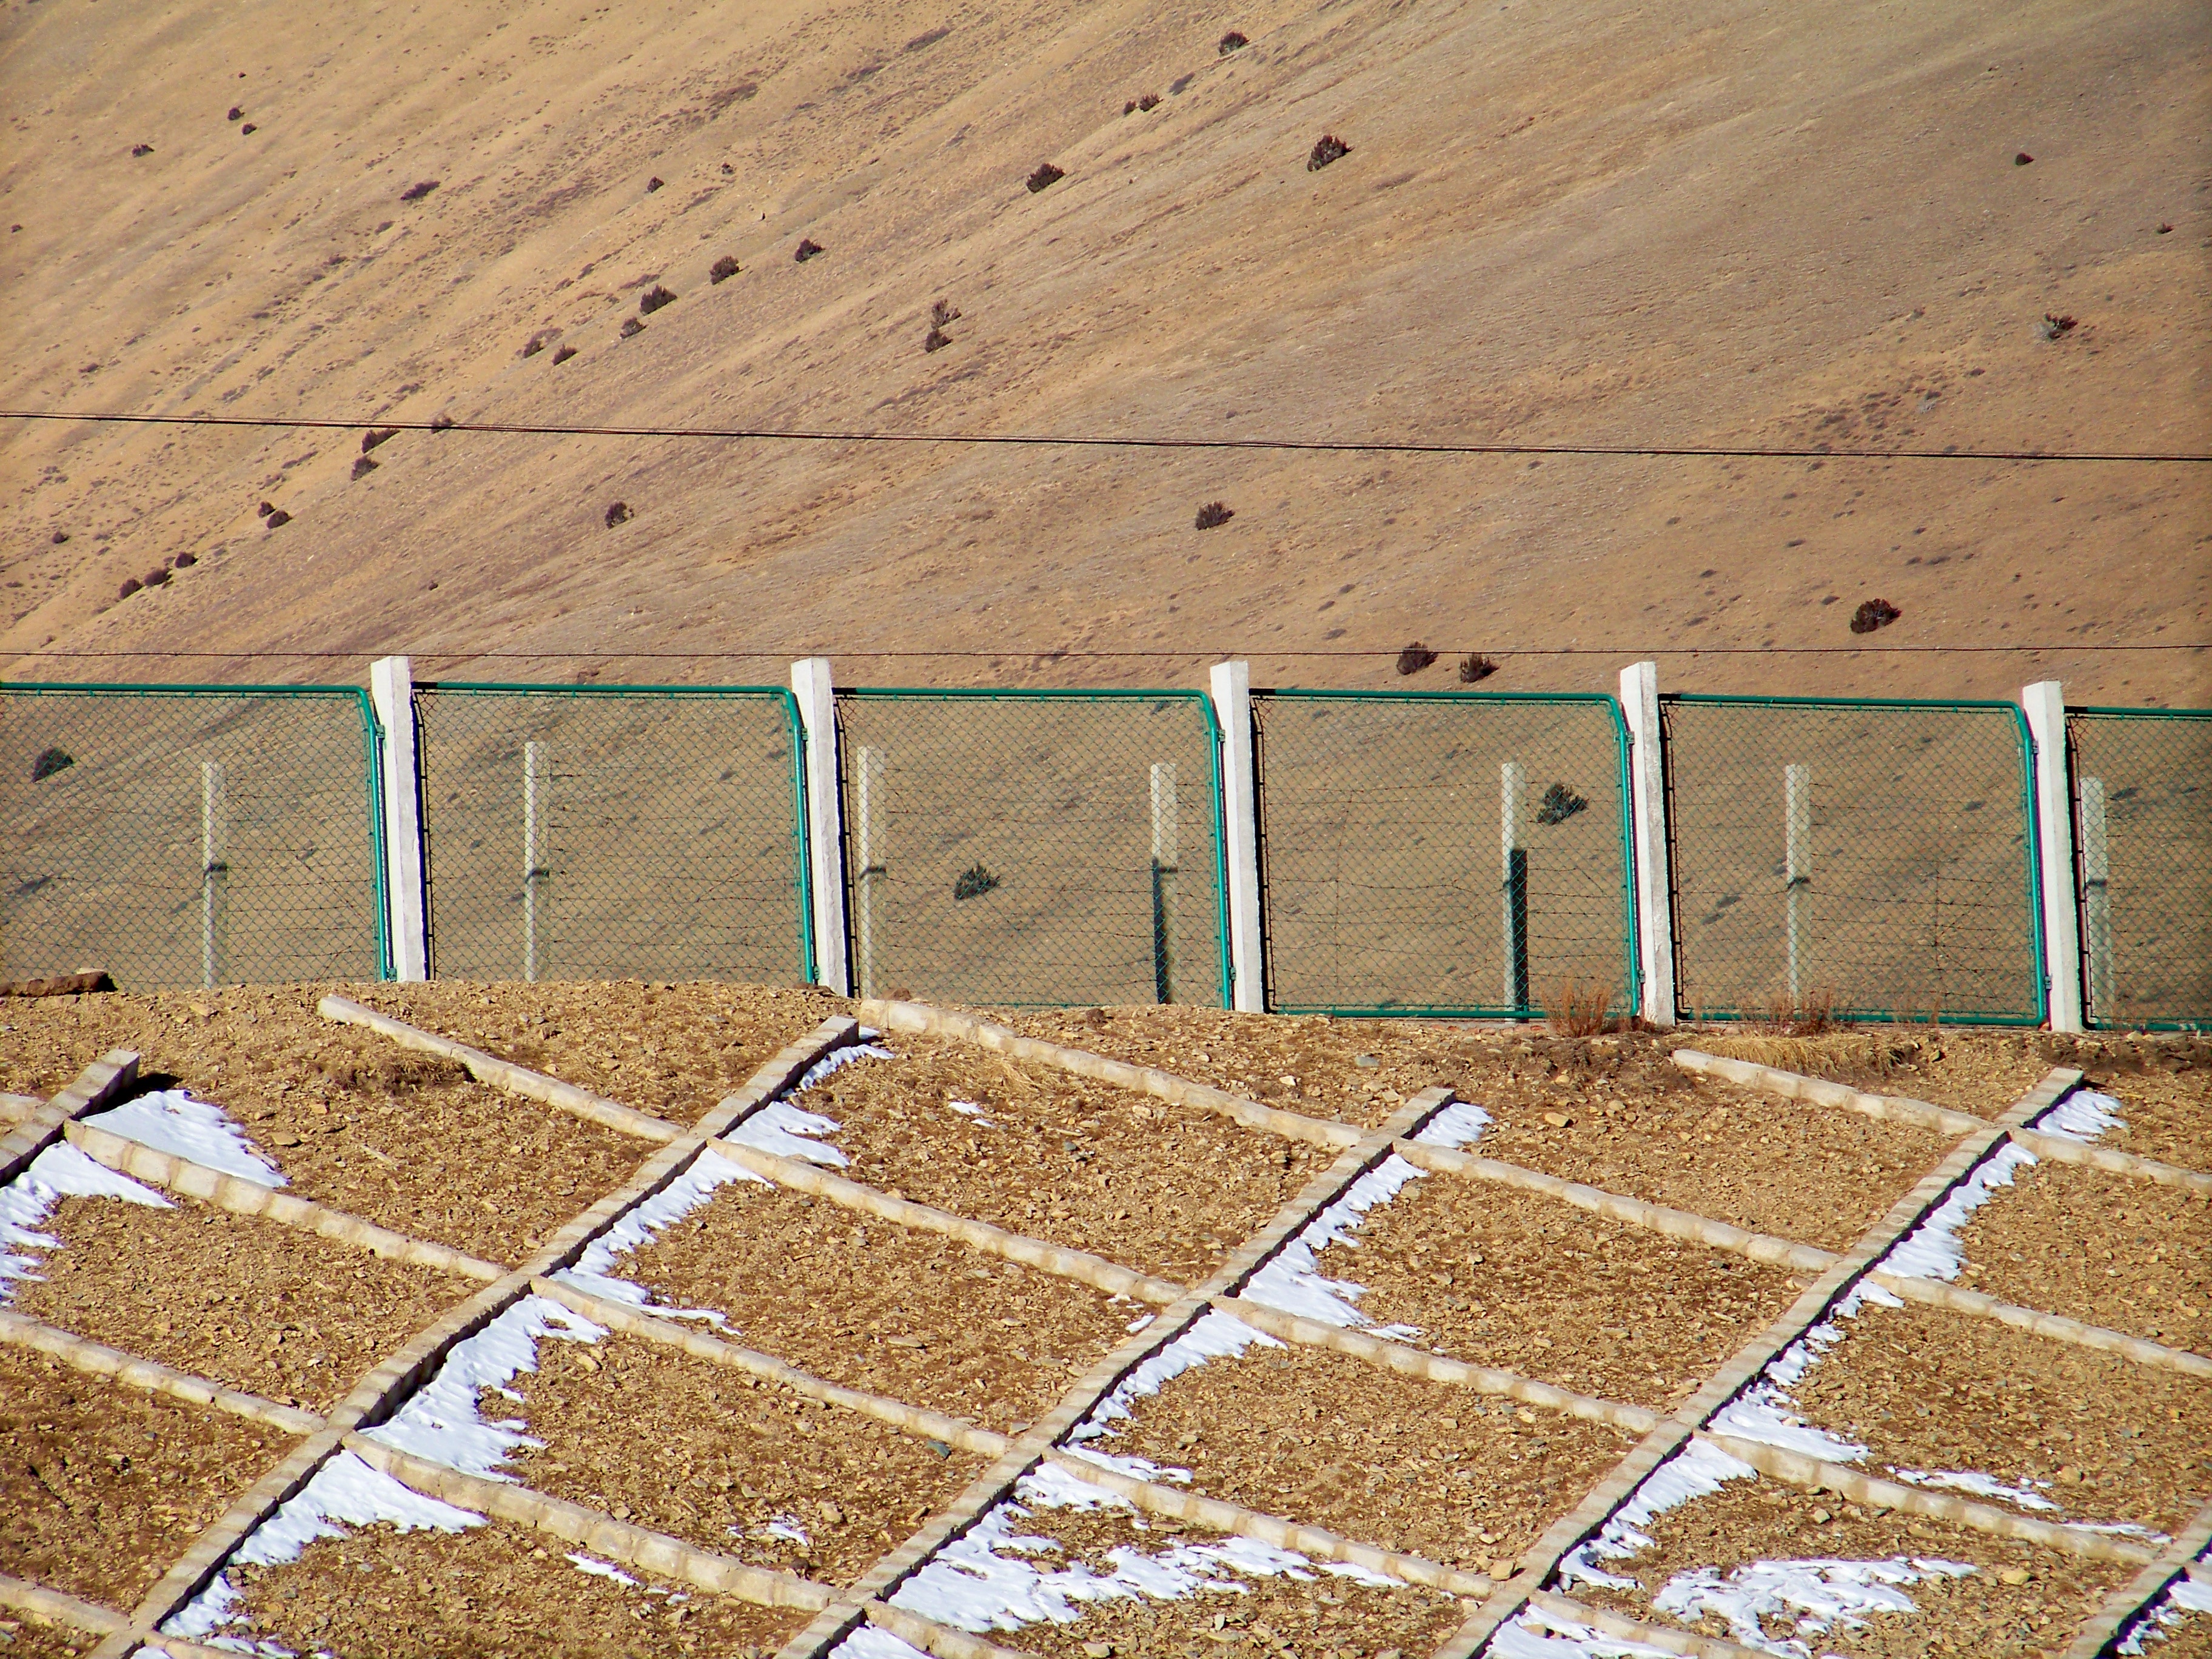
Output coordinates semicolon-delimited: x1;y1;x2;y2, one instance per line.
834;691;1228;1008
1250;692;1636;1017
1;686;386;989
2066;708;2212;1030
1662;696;2042;1024
413;686;812;985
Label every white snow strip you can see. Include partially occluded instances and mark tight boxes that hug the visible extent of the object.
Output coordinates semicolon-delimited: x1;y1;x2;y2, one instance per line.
1883;1467;2059;1511
362;1295;603;1478
568;1552;640;1586
1056;1442;1195;1486
726;1099;851;1167
793;1039;893;1096
1492;1602;1678;1658
1411;1100;1493;1150
82;1088;285;1186
1067;1310;1278;1456
1242;1155;1426;1333
1;1140;172;1298
1881;1142;2037;1283
161;1450;481;1640
2120;1572;2212;1655
763;1515;813;1546
1650;1557;1975;1658
1706;1322;1866;1465
2029;1088;2125;1144
1557;1439;1759;1590
831;1624;936;1659
555;1145;764;1319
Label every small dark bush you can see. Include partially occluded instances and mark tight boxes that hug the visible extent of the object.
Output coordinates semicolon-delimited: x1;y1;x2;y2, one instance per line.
953;863;1000;900
521;335;548;357
240;123;256;135
620;317;645;338
1125;99;1137;115
1139;93;1160;111
605;501;632;528
429;412;455;431
173;551;196;568
1395;642;1436;675
1458;652;1498;684
50;530;69;545
227;106;244;121
2042;312;2077;339
646;176;665;192
720;161;735;176
924;325;952;353
1851;598;1901;634
1218;30;1248;53
2014;151;2034;166
144;568;171;588
1308;133;1350;170
1194;501;1234;530
398;179;440;202
117;578;142;600
264;509;290;528
1026;162;1065;193
361;427;399;452
351;455;377;480
794;238;825;262
31;747;74;782
1535;781;1587;825
931;299;960;327
709;255;740;283
256;500;275;517
551;344;577;364
132;144;154;157
639;283;677;314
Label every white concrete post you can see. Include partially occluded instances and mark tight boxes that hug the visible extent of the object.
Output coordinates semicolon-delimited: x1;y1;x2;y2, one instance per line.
1151;762;1180;1005
2022;681;2084;1031
368;655;429;982
2078;775;2113;1027
200;761;227;990
1208;661;1267;1012
854;746;886;1002
790;658;851;995
1784;763;1811;1005
523;741;548;983
1500;761;1528;1011
1618;662;1677;1027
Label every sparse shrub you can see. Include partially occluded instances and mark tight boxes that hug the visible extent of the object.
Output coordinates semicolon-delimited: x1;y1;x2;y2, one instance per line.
50;530;68;545
2014;151;2033;166
264;509;290;528
620;317;645;338
144;568;171;588
1125;100;1138;115
710;255;740;283
31;746;74;782
227;106;244;121
1850;598;1900;634
2042;312;2077;339
932;299;961;327
1218;30;1248;53
954;863;1000;900
240;123;256;135
1027;162;1065;193
1534;781;1587;825
551;344;577;364
117;578;142;600
1139;93;1160;111
1195;501;1233;529
640;284;677;315
256;500;275;517
132;143;153;157
1458;652;1498;683
1307;133;1350;170
605;501;632;528
720;161;735;176
398;179;440;202
521;335;548;357
429;413;455;431
1748;985;1837;1037
1395;642;1436;674
173;551;196;568
924;325;952;352
352;455;377;480
794;238;825;262
1545;977;1614;1036
361;427;399;453
646;176;665;192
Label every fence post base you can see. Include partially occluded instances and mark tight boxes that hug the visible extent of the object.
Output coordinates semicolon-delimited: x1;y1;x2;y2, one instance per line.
2023;680;2083;1032
1208;661;1266;1013
368;655;428;982
1618;662;1676;1028
792;658;852;996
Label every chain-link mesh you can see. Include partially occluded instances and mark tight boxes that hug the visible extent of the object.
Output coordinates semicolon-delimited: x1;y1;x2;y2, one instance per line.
414;686;811;985
1251;692;1635;1016
2066;708;2211;1030
1662;697;2040;1024
1;687;386;989
834;691;1227;1008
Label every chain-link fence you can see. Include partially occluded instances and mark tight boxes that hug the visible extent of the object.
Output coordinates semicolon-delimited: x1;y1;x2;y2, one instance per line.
834;691;1228;1008
1251;691;1636;1017
1662;695;2042;1025
1;686;387;989
413;685;813;985
2066;707;2211;1030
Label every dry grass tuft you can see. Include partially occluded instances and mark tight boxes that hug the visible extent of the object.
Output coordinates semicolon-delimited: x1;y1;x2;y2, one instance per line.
1546;977;1616;1036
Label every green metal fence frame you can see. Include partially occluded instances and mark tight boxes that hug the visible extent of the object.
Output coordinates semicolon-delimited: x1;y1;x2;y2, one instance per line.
414;682;819;987
2;681;394;982
2066;703;2212;1033
1252;687;1643;1020
837;686;1236;1009
1661;691;2047;1027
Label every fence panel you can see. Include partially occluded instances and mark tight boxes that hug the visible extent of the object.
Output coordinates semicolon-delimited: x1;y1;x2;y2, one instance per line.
2066;707;2211;1030
834;691;1228;1008
1;686;386;989
1662;695;2042;1024
1251;691;1635;1017
413;686;812;985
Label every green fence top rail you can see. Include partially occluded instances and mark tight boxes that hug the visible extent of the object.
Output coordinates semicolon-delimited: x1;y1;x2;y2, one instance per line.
1261;686;1626;705
3;681;373;699
2068;704;2212;719
419;681;794;697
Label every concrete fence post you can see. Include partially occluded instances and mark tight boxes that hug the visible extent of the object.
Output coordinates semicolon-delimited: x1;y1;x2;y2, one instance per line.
367;655;429;982
1207;661;1267;1013
200;761;227;990
1618;661;1677;1027
1501;761;1529;1013
2022;681;2085;1032
790;659;851;996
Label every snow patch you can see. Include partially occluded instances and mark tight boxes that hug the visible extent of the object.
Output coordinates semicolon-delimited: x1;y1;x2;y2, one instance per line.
1067;1310;1278;1459
762;1514;813;1546
568;1552;640;1586
1242;1155;1426;1333
1882;1142;2036;1283
2119;1571;2212;1654
945;1099;997;1128
1883;1467;2059;1511
1650;1557;1974;1657
83;1088;284;1186
1492;1603;1678;1658
556;1145;764;1318
161;1451;481;1640
832;1624;936;1659
1;1140;172;1299
726;1099;851;1167
362;1295;603;1478
1557;1439;1758;1590
1411;1100;1493;1150
2029;1088;2125;1144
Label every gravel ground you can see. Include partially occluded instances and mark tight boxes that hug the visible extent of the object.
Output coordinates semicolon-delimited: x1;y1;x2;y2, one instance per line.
0;1616;103;1658
1951;1160;2212;1353
0;1343;294;1607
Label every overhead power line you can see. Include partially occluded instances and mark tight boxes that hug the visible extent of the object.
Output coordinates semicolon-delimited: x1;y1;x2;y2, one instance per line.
8;645;2202;663
3;407;2208;464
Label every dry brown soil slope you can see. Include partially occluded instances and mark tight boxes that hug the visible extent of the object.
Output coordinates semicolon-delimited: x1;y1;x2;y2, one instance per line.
2;0;2207;701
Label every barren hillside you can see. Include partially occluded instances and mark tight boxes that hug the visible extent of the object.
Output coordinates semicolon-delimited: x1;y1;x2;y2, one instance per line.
2;0;2207;701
